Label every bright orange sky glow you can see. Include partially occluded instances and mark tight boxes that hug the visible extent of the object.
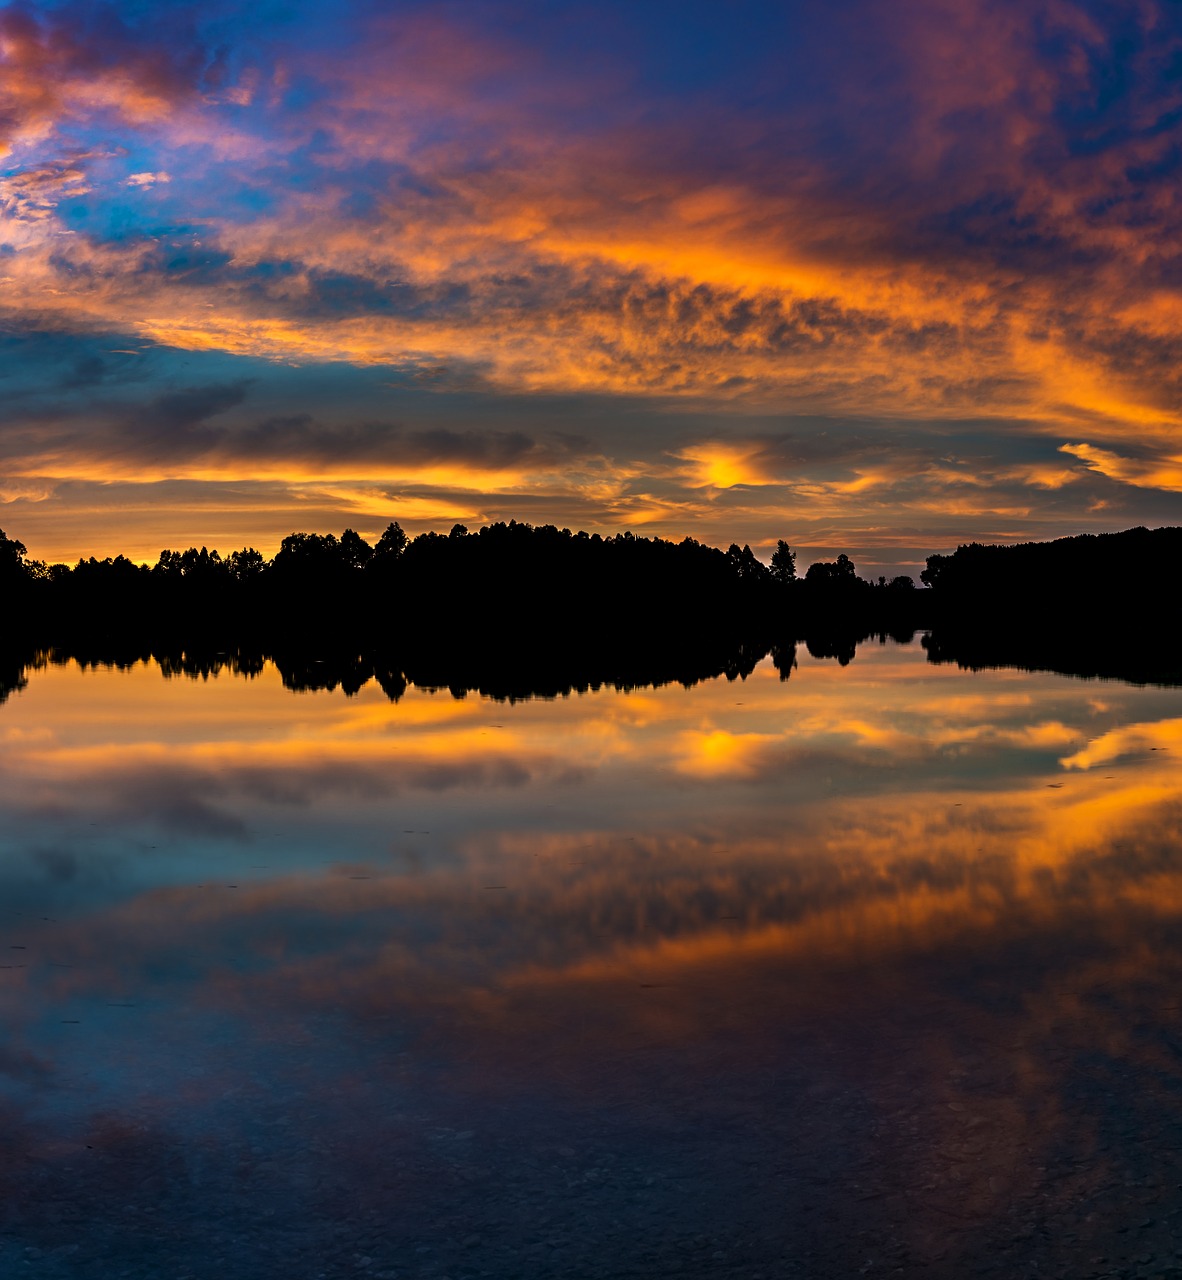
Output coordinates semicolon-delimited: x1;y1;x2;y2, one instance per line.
3;1;1182;574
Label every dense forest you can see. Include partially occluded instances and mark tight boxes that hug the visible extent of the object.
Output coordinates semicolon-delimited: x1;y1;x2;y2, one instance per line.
3;520;1181;691
920;526;1182;685
921;526;1182;622
0;520;924;651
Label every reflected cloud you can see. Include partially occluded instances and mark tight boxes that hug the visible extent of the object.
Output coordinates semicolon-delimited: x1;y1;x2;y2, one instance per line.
1060;715;1182;771
3;642;1182;1271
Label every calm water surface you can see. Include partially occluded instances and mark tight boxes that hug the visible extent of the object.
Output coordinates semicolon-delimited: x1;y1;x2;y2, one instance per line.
3;640;1182;1278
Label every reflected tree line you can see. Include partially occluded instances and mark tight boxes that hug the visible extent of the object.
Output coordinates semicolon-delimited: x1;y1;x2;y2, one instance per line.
1;635;905;706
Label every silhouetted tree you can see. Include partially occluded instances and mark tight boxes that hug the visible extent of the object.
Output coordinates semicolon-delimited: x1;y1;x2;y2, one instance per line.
770;540;797;584
372;521;408;562
727;543;770;583
228;547;265;580
0;528;29;581
920;554;948;588
339;529;373;570
805;553;857;584
154;549;184;578
180;547;224;582
273;532;345;578
22;558;53;581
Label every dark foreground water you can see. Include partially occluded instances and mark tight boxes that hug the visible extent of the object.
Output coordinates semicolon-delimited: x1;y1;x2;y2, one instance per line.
3;640;1182;1279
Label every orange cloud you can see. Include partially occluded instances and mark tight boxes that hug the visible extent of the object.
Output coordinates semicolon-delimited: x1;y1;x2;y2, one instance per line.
1059;443;1182;492
4;0;1182;561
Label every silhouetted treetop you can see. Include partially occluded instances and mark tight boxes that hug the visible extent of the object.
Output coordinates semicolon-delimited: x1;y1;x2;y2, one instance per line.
770;540;797;584
921;526;1182;630
0;516;934;648
0;528;29;584
373;521;408;561
340;529;373;570
805;553;858;584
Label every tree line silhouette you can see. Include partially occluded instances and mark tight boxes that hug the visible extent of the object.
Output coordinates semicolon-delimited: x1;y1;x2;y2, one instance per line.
920;526;1182;615
920;526;1182;686
5;520;1180;690
0;521;926;653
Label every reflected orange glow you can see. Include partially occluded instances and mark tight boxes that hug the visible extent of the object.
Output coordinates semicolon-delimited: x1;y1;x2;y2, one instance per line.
4;643;1182;1275
10;3;1182;1264
5;646;1182;963
1061;716;1182;769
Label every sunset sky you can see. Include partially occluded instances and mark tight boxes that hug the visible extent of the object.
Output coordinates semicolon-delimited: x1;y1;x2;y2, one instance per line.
4;0;1182;574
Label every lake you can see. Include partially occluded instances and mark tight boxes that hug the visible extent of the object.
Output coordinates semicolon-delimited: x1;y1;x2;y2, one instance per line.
2;638;1181;1278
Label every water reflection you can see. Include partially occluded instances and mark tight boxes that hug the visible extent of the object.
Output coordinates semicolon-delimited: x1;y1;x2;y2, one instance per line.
2;643;1182;1277
0;637;787;707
